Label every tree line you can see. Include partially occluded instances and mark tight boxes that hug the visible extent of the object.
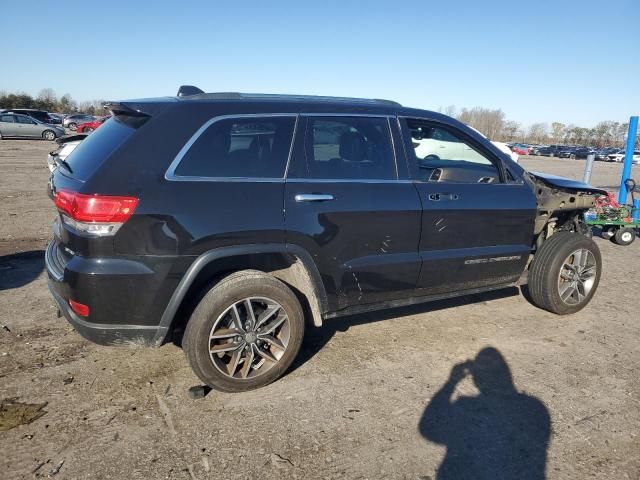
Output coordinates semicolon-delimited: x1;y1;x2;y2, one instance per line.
0;89;635;148
443;106;636;148
0;89;106;116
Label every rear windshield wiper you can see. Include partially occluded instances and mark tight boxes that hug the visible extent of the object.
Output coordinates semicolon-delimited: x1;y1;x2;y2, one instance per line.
54;157;73;174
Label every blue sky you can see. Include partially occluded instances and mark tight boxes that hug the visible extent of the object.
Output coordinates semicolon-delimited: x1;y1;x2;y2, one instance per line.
3;0;638;127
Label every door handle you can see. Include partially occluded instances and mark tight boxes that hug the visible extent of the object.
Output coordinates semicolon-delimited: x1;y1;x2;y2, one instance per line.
295;193;335;202
428;193;459;201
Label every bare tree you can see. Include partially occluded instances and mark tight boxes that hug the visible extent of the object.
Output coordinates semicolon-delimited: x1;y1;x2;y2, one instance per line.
458;107;505;140
550;122;565;144
526;123;549;144
501;120;520;142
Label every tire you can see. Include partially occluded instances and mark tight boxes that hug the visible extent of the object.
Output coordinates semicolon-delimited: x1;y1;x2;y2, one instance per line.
528;231;601;314
68;123;77;131
86;127;94;132
613;227;635;246
42;130;56;141
183;270;305;392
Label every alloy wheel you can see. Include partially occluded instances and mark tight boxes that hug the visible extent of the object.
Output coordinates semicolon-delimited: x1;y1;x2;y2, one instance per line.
208;297;290;379
557;248;597;305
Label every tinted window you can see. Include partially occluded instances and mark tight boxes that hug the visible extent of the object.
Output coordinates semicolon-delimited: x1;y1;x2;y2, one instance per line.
0;115;14;123
304;117;395;180
405;119;500;183
62;115;146;181
16;115;35;124
174;116;296;178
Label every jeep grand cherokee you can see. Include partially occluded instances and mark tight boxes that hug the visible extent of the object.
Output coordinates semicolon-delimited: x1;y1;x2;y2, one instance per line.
46;86;604;391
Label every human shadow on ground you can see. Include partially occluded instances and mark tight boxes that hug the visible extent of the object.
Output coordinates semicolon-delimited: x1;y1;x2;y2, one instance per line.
0;250;45;291
289;287;520;374
419;347;551;480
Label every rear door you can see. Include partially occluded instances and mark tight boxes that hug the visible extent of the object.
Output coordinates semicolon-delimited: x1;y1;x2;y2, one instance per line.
399;118;536;295
0;114;18;136
284;115;422;311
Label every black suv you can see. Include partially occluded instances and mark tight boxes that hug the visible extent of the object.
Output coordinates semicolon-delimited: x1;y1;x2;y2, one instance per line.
46;87;605;391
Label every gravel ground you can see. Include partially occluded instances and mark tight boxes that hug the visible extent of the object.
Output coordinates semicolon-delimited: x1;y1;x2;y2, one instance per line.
0;139;638;479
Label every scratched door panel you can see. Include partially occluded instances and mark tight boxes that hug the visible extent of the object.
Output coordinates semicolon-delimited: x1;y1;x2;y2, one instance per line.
415;182;536;294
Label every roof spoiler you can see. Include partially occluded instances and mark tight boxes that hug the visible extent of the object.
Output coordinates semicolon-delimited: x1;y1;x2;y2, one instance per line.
177;85;204;97
103;101;151;117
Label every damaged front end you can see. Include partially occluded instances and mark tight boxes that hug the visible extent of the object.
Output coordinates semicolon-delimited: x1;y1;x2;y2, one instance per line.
526;172;607;248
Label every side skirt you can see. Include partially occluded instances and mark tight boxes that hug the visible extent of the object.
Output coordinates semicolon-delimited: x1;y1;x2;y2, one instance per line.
322;282;518;319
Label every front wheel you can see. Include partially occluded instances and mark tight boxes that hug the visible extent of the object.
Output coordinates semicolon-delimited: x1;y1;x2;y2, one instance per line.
183;270;305;392
68;122;77;131
42;130;56;141
528;232;601;314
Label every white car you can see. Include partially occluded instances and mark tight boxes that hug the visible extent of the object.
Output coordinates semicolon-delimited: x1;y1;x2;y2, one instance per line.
412;127;519;164
491;141;519;163
607;150;640;164
47;135;85;172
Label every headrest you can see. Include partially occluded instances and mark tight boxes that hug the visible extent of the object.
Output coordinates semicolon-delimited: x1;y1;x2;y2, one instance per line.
339;131;367;162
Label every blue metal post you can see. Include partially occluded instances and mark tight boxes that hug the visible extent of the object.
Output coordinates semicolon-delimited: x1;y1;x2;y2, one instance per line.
618;116;639;204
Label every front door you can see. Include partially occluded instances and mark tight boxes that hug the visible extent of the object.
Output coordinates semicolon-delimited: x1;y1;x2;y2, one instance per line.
400;118;537;295
285;115;423;311
15;115;40;137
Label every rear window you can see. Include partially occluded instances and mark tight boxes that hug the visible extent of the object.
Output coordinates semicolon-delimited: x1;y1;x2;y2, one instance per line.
62;115;146;181
173;116;296;178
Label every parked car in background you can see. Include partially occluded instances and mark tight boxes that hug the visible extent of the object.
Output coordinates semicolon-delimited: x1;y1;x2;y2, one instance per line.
608;150;640;164
595;148;620;161
47;134;86;172
491;141;519;163
528;145;541;155
63;114;96;131
557;147;578;158
0;108;58;124
510;144;529;155
568;147;595;159
76;116;110;133
47;113;64;124
0;113;65;140
537;145;563;157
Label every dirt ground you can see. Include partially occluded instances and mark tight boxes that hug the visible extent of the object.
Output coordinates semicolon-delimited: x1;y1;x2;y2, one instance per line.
1;139;639;479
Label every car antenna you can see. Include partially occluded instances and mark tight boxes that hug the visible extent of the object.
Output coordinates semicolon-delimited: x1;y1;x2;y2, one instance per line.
177;85;204;97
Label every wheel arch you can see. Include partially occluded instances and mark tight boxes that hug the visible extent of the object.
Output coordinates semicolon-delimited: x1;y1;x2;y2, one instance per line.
152;244;328;345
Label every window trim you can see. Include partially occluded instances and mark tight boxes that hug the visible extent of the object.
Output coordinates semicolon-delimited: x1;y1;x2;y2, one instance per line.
165;113;299;182
398;116;508;184
297;114;399;181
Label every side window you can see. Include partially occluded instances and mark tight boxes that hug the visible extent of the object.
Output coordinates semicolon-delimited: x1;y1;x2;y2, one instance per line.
16;115;35;124
405;119;501;184
0;115;15;123
173;116;296;178
304;116;396;180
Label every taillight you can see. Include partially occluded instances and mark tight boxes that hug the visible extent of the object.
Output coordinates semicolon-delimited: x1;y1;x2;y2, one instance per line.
54;190;138;236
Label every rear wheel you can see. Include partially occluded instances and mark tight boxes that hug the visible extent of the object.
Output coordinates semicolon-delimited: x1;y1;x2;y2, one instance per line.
85;127;94;132
613;227;635;246
183;270;305;392
42;130;56;141
528;232;601;314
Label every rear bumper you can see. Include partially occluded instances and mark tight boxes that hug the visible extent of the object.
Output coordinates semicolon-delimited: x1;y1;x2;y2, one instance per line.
48;284;164;346
45;241;172;346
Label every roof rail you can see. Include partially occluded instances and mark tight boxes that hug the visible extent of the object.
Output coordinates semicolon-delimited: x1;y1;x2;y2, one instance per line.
175;88;401;106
